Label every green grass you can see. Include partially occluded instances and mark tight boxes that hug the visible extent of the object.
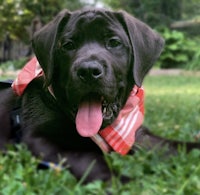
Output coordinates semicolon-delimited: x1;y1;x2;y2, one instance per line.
144;74;200;141
0;73;200;194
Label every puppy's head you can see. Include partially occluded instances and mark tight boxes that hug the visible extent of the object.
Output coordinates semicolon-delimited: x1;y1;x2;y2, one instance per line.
32;8;164;137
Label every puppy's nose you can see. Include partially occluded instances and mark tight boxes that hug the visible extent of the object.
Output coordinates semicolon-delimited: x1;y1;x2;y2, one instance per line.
77;61;103;81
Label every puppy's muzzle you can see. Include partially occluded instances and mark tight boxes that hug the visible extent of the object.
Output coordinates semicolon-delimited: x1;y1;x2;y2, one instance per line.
76;61;104;83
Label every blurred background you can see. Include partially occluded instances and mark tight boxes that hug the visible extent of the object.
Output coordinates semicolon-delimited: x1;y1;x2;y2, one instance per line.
0;0;200;71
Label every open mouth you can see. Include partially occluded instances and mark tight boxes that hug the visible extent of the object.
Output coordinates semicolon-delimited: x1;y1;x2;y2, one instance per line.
75;94;119;137
102;99;118;120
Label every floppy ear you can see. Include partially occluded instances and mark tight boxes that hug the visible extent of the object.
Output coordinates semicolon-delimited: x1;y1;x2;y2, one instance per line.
116;11;164;87
32;9;71;86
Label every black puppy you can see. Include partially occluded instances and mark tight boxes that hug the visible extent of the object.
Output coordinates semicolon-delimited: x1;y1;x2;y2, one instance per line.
0;8;199;183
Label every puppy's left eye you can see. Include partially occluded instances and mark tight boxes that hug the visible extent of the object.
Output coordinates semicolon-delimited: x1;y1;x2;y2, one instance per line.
61;41;76;51
106;37;122;49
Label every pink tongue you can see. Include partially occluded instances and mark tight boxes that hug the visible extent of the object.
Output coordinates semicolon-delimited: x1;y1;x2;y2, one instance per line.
76;100;103;137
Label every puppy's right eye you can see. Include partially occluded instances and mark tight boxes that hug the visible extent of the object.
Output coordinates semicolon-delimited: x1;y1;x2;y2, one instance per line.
106;37;122;49
61;41;76;51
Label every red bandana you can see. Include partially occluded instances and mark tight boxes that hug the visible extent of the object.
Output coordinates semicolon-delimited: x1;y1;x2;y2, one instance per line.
12;57;144;155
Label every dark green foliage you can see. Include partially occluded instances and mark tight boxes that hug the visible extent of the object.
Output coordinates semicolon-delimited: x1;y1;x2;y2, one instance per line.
103;0;182;27
186;47;200;70
157;29;197;69
0;0;85;42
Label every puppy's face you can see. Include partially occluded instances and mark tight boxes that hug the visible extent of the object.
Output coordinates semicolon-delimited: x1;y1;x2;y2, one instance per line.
32;9;164;137
52;11;133;136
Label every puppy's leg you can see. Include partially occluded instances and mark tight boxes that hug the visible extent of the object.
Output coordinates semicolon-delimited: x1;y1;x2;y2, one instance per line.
65;151;112;183
134;126;200;155
23;135;112;183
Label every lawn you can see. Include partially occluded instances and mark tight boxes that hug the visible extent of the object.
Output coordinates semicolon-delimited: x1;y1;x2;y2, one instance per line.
0;72;200;195
144;74;200;141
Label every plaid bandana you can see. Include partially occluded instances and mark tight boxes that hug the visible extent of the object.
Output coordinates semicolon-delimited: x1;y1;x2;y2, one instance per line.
12;57;144;155
12;57;43;95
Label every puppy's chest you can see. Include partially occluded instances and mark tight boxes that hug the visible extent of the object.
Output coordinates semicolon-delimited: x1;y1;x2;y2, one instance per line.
20;101;98;150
